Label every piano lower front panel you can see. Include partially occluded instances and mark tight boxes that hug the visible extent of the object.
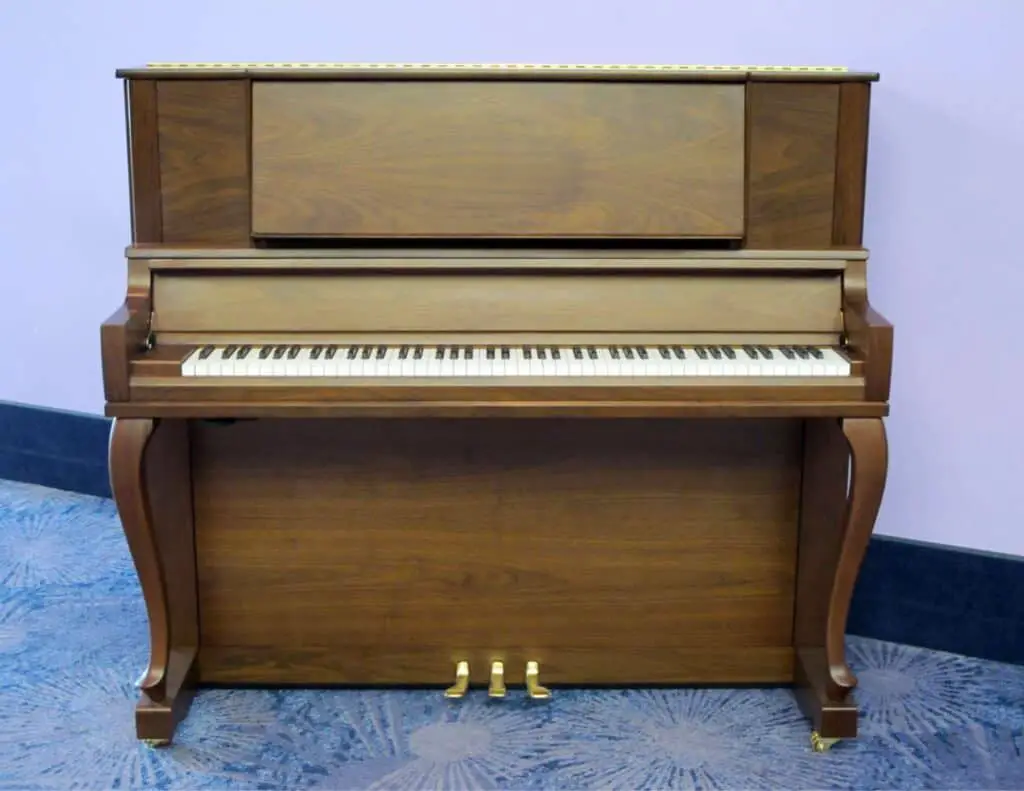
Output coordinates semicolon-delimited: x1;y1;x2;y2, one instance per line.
190;417;804;686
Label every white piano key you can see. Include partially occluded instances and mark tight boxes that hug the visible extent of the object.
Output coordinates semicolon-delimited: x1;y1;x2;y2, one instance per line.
181;348;201;377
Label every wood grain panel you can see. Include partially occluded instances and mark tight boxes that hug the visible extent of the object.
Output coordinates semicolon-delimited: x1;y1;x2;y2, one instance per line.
152;272;842;334
747;84;839;248
190;418;802;683
157;80;250;244
251;81;746;238
127;80;162;242
833;83;871;246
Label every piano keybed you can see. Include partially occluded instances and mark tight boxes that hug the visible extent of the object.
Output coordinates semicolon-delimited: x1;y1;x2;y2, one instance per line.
181;343;853;379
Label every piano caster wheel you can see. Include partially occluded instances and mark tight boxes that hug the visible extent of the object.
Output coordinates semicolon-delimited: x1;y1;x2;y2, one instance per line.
444;660;470;699
810;731;840;752
525;661;551;700
488;661;507;699
142;738;170;749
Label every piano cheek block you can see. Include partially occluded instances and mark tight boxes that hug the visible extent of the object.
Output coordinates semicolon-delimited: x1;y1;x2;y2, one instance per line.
107;61;889;747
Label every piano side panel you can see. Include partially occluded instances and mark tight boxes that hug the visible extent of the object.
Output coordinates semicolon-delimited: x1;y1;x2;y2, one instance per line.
746;83;839;249
157;80;251;245
151;272;843;334
250;81;746;239
126;80;162;243
832;82;872;246
190;417;802;685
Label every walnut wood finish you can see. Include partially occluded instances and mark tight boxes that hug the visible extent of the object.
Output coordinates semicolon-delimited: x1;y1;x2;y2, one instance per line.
109;418;199;743
119;68;878;251
746;84;839;248
794;417;888;738
191;418;800;683
157;81;250;245
107;64;892;744
251;81;745;239
126;80;162;243
833;83;872;246
151;270;842;334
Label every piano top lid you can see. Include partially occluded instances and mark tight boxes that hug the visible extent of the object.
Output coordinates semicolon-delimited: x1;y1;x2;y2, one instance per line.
115;62;879;82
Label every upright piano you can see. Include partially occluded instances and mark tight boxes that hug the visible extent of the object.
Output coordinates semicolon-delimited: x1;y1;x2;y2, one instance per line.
101;62;892;752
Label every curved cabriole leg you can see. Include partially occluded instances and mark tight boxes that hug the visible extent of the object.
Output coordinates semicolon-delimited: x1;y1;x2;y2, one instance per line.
109;418;199;744
794;417;888;745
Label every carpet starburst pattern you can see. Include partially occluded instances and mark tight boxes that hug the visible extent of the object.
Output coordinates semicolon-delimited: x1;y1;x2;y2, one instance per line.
1;478;1021;789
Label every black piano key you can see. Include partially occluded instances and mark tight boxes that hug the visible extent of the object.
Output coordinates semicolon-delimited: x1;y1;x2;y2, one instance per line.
435;347;445;359
573;347;584;360
486;347;495;360
237;345;252;359
464;346;473;359
551;347;561;360
658;346;671;359
222;344;238;359
375;345;387;359
781;346;796;359
258;347;273;359
808;346;824;359
587;346;599;360
623;347;634;359
636;347;648;360
287;345;301;359
325;345;338;360
537;347;547;360
398;345;410;360
199;345;215;360
500;346;510;360
757;345;773;359
722;346;736;359
743;345;758;359
310;346;323;360
794;346;810;359
360;346;372;359
672;346;686;359
695;346;709;360
708;346;722;360
609;346;621;359
450;346;460;360
272;346;287;359
413;346;424;359
346;347;358;359
523;347;532;360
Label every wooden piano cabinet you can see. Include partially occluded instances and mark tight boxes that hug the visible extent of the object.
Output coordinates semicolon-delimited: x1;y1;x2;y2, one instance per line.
108;414;888;745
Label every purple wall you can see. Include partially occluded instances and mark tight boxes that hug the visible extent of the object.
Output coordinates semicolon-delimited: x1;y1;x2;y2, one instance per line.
1;1;1022;555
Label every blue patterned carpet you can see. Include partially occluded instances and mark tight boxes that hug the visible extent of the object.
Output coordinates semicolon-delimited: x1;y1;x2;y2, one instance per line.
0;478;1022;790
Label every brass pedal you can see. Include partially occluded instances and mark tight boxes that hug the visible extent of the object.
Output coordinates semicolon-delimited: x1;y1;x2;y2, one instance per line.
525;661;551;700
488;660;507;698
444;661;470;699
810;731;840;752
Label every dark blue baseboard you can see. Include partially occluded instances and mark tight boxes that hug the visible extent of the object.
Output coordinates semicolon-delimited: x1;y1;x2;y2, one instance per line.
0;400;112;499
1;399;1021;665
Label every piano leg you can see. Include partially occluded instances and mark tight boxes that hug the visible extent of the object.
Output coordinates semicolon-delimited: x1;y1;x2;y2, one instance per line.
793;417;888;749
109;418;199;745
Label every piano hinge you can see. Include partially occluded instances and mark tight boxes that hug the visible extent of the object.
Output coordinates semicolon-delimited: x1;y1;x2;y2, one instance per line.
142;311;155;351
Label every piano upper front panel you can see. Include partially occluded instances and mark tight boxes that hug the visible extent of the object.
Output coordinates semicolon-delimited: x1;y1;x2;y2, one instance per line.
249;81;747;239
155;80;250;245
746;83;840;249
121;70;874;249
150;270;843;334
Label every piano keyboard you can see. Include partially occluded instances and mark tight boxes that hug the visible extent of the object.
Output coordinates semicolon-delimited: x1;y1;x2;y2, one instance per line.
181;344;851;378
